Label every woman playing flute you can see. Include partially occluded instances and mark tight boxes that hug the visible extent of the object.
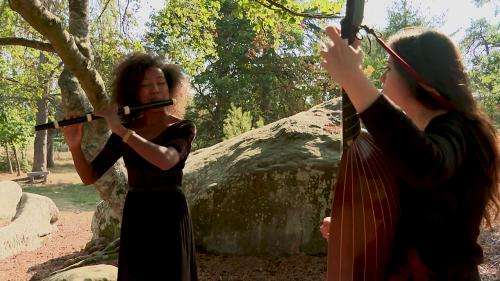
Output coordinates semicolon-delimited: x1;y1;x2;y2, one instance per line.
62;53;198;281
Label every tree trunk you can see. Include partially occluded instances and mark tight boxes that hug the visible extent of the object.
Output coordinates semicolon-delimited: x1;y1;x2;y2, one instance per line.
33;53;50;172
59;0;128;247
33;97;48;172
9;0;129;247
11;143;21;176
47;129;55;168
4;144;13;174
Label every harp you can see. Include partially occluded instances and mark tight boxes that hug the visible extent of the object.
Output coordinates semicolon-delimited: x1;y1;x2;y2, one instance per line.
326;0;400;280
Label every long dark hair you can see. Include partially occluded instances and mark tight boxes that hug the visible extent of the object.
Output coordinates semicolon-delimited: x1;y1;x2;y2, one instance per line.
389;27;499;226
112;52;190;122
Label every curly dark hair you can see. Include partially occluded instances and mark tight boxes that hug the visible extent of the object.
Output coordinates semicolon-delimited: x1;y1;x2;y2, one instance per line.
112;52;190;120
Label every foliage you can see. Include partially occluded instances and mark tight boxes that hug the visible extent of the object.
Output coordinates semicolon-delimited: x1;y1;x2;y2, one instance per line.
0;0;144;155
361;0;443;88
145;0;222;75
89;0;144;90
0;56;37;150
0;105;34;170
460;18;499;124
222;104;263;139
146;0;343;75
0;1;63;150
472;0;495;8
469;52;499;121
147;0;342;148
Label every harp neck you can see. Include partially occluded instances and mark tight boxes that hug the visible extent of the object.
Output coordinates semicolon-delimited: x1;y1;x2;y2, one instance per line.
342;90;361;151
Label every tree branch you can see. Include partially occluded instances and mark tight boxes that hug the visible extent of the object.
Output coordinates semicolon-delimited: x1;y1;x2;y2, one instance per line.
0;93;32;103
0;37;55;52
255;0;342;19
96;0;112;22
120;0;132;40
9;0;108;108
0;75;38;90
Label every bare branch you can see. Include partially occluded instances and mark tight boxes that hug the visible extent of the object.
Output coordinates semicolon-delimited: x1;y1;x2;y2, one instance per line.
0;37;55;52
96;0;113;22
255;0;342;19
1;75;22;85
121;0;129;32
0;93;33;103
0;75;38;91
120;0;132;39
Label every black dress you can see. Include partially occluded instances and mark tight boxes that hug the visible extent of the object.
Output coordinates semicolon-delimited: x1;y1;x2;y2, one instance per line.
91;120;198;281
359;95;489;281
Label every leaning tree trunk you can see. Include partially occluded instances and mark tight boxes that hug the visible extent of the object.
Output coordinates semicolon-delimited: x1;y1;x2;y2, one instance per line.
59;0;127;249
9;0;129;247
47;129;55;168
58;68;128;220
4;144;13;174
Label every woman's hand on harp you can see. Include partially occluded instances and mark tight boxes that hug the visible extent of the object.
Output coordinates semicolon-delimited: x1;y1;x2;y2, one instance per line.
320;216;331;240
320;26;380;113
320;26;363;88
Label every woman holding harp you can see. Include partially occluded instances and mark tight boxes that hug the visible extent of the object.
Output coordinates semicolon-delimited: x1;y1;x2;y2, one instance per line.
62;53;198;281
320;26;498;281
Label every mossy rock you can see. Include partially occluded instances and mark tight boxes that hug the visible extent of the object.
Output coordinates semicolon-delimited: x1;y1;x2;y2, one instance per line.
184;99;342;255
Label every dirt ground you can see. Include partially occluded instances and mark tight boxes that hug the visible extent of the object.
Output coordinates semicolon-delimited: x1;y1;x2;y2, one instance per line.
0;156;498;280
0;211;94;281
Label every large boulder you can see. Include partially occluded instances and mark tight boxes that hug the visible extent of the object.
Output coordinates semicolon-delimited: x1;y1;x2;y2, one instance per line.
184;99;342;255
42;264;117;281
0;181;22;225
0;192;59;260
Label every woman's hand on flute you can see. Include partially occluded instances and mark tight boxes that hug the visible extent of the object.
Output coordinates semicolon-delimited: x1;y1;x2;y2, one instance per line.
61;114;98;185
61;115;83;150
95;104;127;136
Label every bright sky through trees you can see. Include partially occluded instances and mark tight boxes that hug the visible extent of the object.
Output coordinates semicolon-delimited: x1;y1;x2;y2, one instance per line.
135;0;498;42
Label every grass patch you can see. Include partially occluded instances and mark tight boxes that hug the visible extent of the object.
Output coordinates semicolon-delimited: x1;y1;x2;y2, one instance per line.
48;162;77;174
23;183;100;212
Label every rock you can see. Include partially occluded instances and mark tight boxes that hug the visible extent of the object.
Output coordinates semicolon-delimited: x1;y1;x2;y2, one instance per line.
42;264;117;281
0;192;59;260
91;157;128;222
0;181;22;225
184;99;342;255
86;200;121;251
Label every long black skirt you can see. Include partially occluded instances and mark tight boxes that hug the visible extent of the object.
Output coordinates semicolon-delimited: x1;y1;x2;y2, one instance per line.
117;188;198;281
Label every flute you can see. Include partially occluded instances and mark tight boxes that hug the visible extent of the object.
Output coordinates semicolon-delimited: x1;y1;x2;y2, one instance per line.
35;99;174;131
